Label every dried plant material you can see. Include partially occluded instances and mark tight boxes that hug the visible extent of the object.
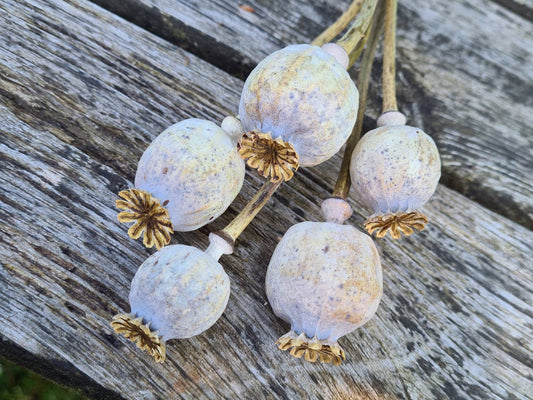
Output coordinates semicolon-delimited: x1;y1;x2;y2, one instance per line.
276;331;346;366
267;222;382;365
111;245;230;363
350;126;441;238
239;5;255;12
111;313;166;363
239;45;358;169
365;211;428;239
116;189;173;249
237;131;299;182
135;120;245;232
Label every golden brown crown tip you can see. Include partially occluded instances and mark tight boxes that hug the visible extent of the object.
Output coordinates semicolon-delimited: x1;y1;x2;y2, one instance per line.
237;131;299;182
111;313;166;362
116;188;173;249
365;211;428;239
276;331;345;366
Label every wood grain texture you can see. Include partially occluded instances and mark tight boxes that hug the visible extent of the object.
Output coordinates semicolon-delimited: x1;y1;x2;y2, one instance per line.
91;0;533;230
1;0;532;399
491;0;533;21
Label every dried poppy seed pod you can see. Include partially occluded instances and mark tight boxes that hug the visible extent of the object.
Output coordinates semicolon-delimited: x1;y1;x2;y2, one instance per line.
350;124;441;239
266;221;383;365
238;44;359;181
117;118;245;249
111;235;232;362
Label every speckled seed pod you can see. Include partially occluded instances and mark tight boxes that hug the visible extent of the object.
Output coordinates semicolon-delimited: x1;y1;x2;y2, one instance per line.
238;44;359;181
111;242;231;362
116;118;245;249
266;221;383;365
350;125;441;239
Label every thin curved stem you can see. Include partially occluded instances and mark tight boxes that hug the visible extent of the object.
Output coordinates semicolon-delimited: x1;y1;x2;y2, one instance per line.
218;180;282;245
336;0;379;66
332;0;385;200
382;0;398;112
312;0;364;47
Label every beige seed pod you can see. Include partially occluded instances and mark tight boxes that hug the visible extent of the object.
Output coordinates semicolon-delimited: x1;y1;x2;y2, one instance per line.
111;236;232;363
238;44;359;182
350;125;441;239
117;118;245;249
266;221;383;365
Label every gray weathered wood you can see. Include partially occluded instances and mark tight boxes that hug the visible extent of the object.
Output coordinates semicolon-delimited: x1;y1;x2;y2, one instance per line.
1;0;532;399
92;0;533;229
491;0;533;20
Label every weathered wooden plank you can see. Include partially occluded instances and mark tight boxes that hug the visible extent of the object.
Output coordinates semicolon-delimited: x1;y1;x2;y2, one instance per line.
1;0;532;399
92;0;533;230
491;0;533;21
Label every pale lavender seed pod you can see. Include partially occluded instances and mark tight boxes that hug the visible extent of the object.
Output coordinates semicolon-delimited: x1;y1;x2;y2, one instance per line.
116;118;245;250
111;241;231;362
136;119;245;231
238;44;359;181
266;221;383;365
350;125;441;239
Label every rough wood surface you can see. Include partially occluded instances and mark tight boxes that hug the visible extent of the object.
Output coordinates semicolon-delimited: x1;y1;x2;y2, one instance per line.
1;0;532;399
92;0;533;229
491;0;533;21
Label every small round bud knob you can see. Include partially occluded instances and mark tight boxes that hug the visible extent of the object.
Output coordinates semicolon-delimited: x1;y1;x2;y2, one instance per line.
206;232;233;260
321;198;353;224
377;111;407;127
221;116;244;143
321;43;349;70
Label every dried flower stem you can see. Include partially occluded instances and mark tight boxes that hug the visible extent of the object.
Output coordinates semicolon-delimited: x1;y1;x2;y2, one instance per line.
332;0;385;200
336;0;379;66
218;180;282;246
312;0;364;46
382;0;398;112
